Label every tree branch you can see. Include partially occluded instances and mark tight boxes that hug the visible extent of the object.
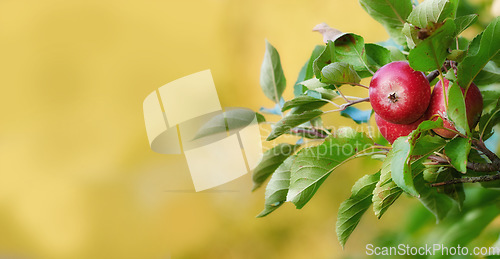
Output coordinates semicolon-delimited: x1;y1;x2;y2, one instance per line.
428;140;500;186
426;61;456;82
426;70;441;82
324;97;370;114
428;155;500;172
341;97;370;109
472;139;500;165
431;174;500;187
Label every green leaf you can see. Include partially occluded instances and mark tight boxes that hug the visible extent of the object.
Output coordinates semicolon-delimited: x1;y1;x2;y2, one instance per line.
402;23;420;49
388;120;446;197
475;61;500;86
439;205;500;246
256;112;266;124
286;127;329;139
266;109;324;141
412;134;447;156
438;170;465;210
298;78;330;89
407;0;456;29
320;62;361;86
260;40;286;103
445;137;471;173
423;166;465;209
332;34;373;74
294;45;325;96
281;96;328;112
454;14;478;36
372;135;446;219
408;19;456;72
365;43;392;71
314;35;377;79
447;49;466;62
257;155;296;217
414;173;453;223
193;109;258;139
372;158;403;219
482;89;500;110
309;117;323;128
313;42;335;78
252;143;299;191
386;46;407;61
457;17;500;89
359;0;413;45
297;78;339;100
337;171;380;248
287;128;374;209
479;100;500;140
447;81;469;135
390;138;418;196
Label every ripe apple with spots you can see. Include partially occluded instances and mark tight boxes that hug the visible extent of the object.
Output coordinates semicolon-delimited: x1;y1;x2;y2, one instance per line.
369;61;431;124
425;79;483;138
375;113;424;144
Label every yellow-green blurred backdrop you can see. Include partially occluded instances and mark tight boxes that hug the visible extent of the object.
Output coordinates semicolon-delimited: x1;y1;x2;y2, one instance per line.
1;1;490;259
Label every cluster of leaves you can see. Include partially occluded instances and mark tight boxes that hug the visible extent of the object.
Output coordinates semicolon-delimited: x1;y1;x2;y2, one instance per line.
249;0;500;249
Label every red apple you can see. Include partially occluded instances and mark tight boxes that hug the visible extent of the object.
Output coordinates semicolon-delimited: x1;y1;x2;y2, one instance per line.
369;61;431;124
375;113;424;144
425;79;483;138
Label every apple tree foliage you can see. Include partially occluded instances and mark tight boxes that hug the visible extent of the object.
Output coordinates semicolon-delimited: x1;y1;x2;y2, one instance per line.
199;0;500;249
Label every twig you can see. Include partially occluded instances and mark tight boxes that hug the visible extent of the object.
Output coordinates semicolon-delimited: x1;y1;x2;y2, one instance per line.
473;139;500;165
340;97;370;109
431;174;500;187
320;98;341;108
426;61;457;82
334;85;350;103
428;155;500;172
324;97;370;113
426;70;441;82
428;141;500;186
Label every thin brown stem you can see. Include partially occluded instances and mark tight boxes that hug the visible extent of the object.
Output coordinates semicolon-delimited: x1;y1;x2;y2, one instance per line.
341;97;370;107
431;174;500;187
473;139;500;165
426;60;457;82
324;97;370;113
428;155;500;172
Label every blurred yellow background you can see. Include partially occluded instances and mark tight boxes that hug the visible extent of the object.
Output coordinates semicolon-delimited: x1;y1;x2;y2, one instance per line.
1;1;492;259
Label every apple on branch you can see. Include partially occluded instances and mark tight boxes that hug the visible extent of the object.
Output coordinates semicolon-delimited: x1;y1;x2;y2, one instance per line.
369;61;431;124
375;113;424;144
425;79;483;138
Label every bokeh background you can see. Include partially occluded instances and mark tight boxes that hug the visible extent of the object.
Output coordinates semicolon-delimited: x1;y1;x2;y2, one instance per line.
0;0;498;258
